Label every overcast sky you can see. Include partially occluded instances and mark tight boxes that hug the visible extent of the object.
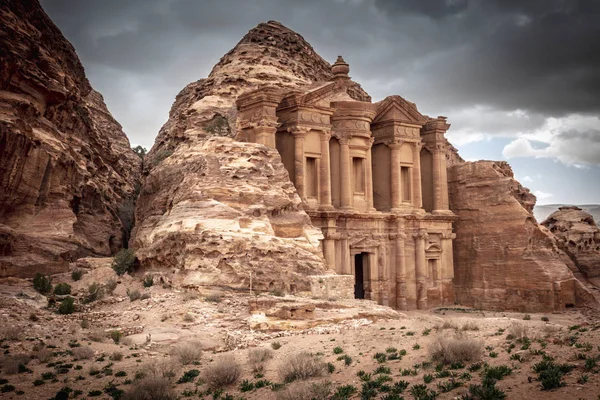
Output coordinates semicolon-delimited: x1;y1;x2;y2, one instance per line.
40;0;600;205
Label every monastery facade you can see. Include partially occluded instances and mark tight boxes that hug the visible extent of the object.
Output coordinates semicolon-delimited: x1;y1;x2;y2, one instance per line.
236;57;456;310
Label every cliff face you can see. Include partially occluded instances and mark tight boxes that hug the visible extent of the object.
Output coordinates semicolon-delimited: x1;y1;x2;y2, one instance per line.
448;161;595;311
542;206;600;279
131;21;368;291
0;0;141;277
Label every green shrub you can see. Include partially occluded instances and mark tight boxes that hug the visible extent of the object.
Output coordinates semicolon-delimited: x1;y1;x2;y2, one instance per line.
58;297;75;314
466;377;506;399
33;273;52;294
84;283;104;303
409;384;437;400
523;314;531;321
105;279;117;295
332;384;357;400
128;289;141;302
143;275;154;288
54;282;72;295
333;347;344;354
176;369;200;384
71;269;84;281
112;249;136;276
111;331;122;344
271;341;282;350
484;365;512;381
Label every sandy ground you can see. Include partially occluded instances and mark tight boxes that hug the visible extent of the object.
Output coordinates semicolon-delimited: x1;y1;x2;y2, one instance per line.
1;276;599;400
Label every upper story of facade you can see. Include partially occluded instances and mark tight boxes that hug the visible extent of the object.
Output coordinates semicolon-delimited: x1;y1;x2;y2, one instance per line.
235;56;453;217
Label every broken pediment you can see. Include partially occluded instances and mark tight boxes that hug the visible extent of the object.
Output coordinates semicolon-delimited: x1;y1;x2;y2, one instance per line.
373;95;428;125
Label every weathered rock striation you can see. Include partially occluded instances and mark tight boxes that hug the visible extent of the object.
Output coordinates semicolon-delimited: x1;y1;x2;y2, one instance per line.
448;161;595;311
0;0;141;277
131;21;365;291
542;206;600;279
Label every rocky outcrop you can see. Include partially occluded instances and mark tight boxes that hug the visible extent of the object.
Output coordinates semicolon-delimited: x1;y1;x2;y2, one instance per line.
448;161;595;312
131;21;366;291
0;0;141;277
542;206;600;279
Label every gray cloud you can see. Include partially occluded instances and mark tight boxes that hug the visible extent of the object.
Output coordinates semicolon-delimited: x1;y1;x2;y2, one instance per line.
39;0;600;165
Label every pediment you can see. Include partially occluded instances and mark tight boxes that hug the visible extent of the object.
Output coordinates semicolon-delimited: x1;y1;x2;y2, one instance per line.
373;95;427;125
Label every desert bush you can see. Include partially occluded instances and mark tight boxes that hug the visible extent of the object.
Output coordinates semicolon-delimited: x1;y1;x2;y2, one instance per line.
112;249;136;276
150;150;174;167
181;292;198;302
429;334;483;364
183;314;195;322
29;312;39;322
140;292;151;300
1;326;20;341
35;349;53;363
248;348;273;373
33;273;52;294
279;352;327;383
276;381;332;400
105;279;117;295
80;319;90;329
85;283;104;303
2;354;30;374
271;341;282;350
204;355;242;388
72;346;95;360
139;359;178;380
143;275;154;288
71;269;84;281
437;320;458;330
111;330;122;344
88;329;106;342
507;323;528;340
170;342;202;365
54;282;72;295
205;294;222;303
124;376;176;400
128;289;141;302
466;377;506;400
58;297;75;314
461;322;479;331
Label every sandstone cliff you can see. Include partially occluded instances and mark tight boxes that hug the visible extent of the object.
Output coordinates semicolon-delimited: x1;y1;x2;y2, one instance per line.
542;206;600;279
448;161;595;312
0;0;141;277
132;21;371;291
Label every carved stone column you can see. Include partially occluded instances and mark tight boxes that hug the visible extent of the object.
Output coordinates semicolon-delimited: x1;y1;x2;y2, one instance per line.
341;234;351;275
395;229;408;310
441;232;456;305
339;137;352;210
255;125;277;148
412;142;423;209
365;137;376;212
319;131;334;210
292;129;307;201
379;242;389;306
389;141;402;211
432;143;449;212
322;219;337;270
414;230;428;309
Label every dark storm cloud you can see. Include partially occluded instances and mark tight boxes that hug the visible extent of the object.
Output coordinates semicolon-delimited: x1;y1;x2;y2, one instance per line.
39;0;599;163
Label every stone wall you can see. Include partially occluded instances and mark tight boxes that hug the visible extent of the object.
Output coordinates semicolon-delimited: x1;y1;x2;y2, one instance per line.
309;274;354;300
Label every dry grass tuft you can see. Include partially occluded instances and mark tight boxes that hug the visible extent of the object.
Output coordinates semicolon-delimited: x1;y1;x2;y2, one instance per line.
0;326;21;341
72;346;95;360
1;354;31;374
508;322;529;340
204;355;242;388
88;329;106;342
461;321;480;331
276;381;332;400
124;376;176;400
248;347;274;373
111;351;124;361
170;341;202;365
429;334;483;364
279;352;327;383
35;349;53;363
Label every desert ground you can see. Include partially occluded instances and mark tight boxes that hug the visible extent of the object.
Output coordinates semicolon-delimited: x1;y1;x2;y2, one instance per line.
1;270;599;400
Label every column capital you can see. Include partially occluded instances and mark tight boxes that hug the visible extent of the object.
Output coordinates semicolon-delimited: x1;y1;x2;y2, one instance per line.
319;130;332;141
338;136;350;145
413;230;429;240
389;232;407;240
387;139;404;150
442;232;456;239
288;126;310;138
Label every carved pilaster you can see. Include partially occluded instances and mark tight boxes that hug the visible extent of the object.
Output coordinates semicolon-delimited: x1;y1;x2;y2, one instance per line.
413;230;428;309
319;131;334;210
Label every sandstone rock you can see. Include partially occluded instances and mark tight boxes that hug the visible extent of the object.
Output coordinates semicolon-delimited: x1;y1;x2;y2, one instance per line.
0;0;141;278
542;206;600;278
448;161;596;312
132;21;370;290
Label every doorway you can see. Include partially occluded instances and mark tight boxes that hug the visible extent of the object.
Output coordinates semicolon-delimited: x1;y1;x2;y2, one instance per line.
354;253;368;299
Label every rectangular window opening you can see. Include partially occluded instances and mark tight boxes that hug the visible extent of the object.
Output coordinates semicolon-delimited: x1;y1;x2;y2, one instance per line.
401;166;411;202
306;157;318;198
353;157;365;194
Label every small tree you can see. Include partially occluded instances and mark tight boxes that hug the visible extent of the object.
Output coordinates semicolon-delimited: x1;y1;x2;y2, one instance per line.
54;283;72;295
33;273;52;294
132;145;147;160
58;297;75;314
112;249;136;276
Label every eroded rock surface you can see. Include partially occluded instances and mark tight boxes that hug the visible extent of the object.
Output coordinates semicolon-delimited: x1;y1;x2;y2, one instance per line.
131;21;368;290
0;0;141;277
542;206;600;279
448;161;596;312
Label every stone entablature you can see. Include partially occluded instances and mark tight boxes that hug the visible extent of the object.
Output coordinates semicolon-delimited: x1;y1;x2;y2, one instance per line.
235;56;456;310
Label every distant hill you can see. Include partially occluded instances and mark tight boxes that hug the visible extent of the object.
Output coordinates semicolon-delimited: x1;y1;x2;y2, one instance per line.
535;204;600;225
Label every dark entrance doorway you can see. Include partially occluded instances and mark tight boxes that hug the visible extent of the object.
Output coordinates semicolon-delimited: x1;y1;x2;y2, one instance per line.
354;253;367;299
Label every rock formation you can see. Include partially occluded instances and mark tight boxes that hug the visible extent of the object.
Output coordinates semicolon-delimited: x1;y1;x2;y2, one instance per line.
131;22;369;291
448;161;595;311
0;0;141;277
542;206;600;279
